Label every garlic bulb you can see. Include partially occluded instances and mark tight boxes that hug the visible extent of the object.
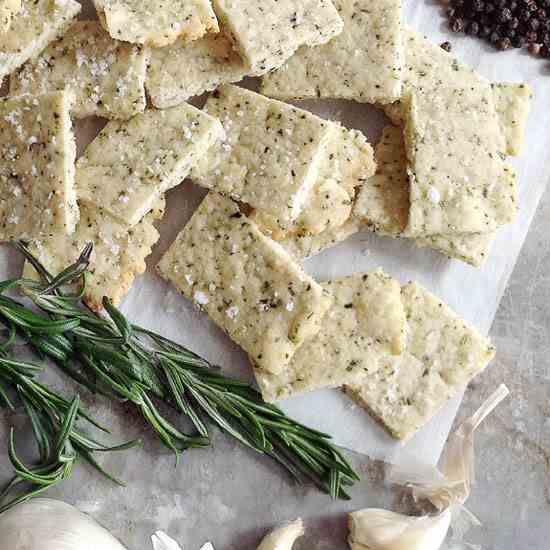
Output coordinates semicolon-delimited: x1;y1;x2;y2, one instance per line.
348;508;451;550
0;498;128;550
257;519;304;550
152;531;183;550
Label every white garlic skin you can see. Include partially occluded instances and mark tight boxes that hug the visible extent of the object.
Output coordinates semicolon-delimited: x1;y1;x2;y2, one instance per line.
348;508;451;550
0;498;128;550
257;519;304;550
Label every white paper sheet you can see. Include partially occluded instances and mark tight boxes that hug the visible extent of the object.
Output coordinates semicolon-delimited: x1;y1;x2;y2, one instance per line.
1;0;548;467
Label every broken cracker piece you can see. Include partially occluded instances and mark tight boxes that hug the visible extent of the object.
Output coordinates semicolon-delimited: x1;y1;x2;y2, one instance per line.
93;0;219;47
256;270;407;402
0;0;81;82
261;0;403;105
212;0;343;75
10;21;149;120
404;85;517;236
191;85;335;233
24;198;165;311
346;281;496;440
146;32;247;108
0;91;78;241
76;102;224;227
157;193;333;375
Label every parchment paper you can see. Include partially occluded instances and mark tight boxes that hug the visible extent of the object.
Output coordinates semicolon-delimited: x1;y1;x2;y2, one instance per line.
1;0;549;470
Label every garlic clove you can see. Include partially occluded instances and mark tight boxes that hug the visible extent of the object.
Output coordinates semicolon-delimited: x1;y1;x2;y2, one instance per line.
257;519;305;550
0;498;128;550
151;531;184;550
348;508;451;550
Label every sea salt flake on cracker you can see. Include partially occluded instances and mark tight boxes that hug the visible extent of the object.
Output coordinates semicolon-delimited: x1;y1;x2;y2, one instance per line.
261;0;403;105
77;102;224;227
157;193;332;375
10;21;148;120
191;85;334;233
0;0;81;82
256;270;407;402
93;0;219;47
345;282;496;440
23;198;165;312
146;32;247;108
404;85;517;236
212;0;343;75
0;91;78;241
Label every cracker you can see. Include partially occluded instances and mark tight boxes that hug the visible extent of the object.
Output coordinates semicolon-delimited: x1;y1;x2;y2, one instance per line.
212;0;343;75
354;125;503;267
24;198;165;312
0;0;80;82
93;0;219;47
10;21;148;120
0;91;78;241
404;85;517;236
76;103;224;227
256;270;407;402
253;125;375;239
191;85;334;233
345;282;496;440
261;0;403;105
157;193;333;375
1;0;21;32
146;32;247;108
491;82;533;157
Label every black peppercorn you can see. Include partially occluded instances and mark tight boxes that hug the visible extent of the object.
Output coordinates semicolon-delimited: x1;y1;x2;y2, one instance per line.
528;41;542;54
528;17;541;31
497;7;513;22
497;37;513;49
466;21;481;35
450;17;466;32
508;17;520;29
490;30;502;43
440;41;453;52
472;0;485;11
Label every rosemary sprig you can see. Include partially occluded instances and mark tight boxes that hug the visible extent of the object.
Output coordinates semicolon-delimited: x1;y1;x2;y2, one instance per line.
0;355;139;513
0;243;359;500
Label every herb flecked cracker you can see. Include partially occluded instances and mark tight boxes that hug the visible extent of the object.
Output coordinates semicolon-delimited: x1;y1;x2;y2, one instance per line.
93;0;219;47
354;125;505;267
261;0;403;105
157;193;333;376
491;82;533;157
345;281;496;440
1;0;21;32
256;270;407;403
23;198;165;312
0;91;78;241
0;0;81;82
10;21;149;120
191;85;335;233
212;0;343;76
404;85;517;236
76;103;224;227
146;32;247;109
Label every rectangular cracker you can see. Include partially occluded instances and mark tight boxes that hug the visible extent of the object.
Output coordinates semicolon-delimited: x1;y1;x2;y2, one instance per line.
1;0;21;32
93;0;219;47
253;125;375;239
354;125;505;267
76;103;224;227
191;85;335;233
256;270;407;402
404;85;517;236
345;281;496;440
146;32;247;109
491;82;533;156
0;0;81;82
157;193;333;375
261;0;403;105
23;198;165;312
212;0;343;75
10;21;149;120
0;91;78;241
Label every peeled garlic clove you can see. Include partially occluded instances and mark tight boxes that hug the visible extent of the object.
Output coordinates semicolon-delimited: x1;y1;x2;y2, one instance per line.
257;519;304;550
151;531;183;550
348;508;451;550
0;498;128;550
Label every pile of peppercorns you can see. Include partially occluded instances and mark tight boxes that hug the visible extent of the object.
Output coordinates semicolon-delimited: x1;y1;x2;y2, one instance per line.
445;0;550;56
